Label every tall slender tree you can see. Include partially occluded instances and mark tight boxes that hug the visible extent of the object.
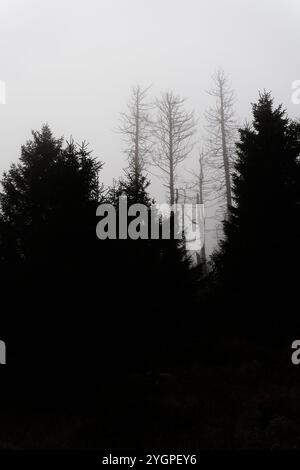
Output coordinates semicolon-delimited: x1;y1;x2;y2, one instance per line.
184;151;210;272
212;92;300;316
205;69;237;212
119;85;152;182
152;91;196;205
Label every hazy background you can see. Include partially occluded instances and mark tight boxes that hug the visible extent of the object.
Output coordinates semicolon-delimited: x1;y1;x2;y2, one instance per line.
0;0;299;250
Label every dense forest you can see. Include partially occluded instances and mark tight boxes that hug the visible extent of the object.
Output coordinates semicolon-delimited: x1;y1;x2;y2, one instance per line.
0;86;299;451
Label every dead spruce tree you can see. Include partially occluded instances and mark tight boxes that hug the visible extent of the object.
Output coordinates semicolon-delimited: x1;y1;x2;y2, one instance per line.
183;150;218;272
205;69;237;213
119;85;152;180
186;151;208;266
152;91;196;206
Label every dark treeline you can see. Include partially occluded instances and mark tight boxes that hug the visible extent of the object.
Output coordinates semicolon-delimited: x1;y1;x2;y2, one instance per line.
0;124;194;390
0;91;299;404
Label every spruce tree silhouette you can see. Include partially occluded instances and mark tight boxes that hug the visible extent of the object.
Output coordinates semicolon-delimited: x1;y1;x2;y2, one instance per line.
0;125;105;372
107;168;192;339
212;92;300;325
105;170;154;323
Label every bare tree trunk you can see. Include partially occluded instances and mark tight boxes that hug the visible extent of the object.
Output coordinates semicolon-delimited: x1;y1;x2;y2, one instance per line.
182;152;209;272
205;68;237;215
169;112;175;206
220;85;232;208
152;91;196;206
134;92;140;181
197;156;208;273
119;85;152;180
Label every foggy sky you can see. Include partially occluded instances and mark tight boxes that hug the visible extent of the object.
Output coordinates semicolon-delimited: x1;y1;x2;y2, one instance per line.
0;0;299;251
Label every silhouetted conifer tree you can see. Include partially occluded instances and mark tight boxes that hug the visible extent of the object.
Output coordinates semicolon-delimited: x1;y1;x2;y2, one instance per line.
107;167;192;335
212;92;300;321
0;124;104;337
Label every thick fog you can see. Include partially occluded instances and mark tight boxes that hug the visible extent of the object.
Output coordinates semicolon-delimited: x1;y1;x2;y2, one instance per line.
0;0;299;250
